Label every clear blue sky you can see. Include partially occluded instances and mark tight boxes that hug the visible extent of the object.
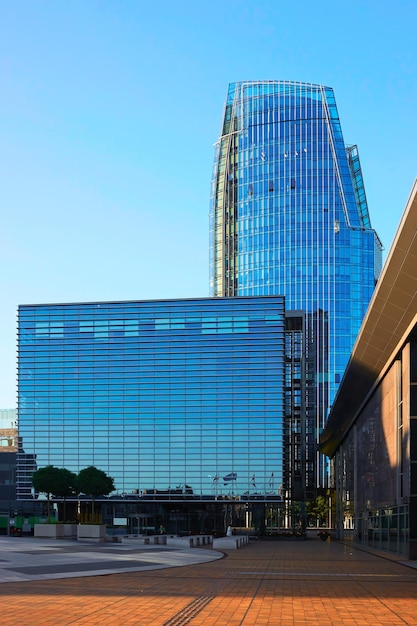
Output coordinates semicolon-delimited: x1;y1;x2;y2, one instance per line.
1;0;416;407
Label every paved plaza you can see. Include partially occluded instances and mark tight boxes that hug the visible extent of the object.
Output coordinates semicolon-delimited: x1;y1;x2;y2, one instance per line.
1;536;417;625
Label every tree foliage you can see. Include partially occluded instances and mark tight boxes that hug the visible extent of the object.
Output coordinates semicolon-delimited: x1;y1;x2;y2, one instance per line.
32;465;114;523
52;468;78;522
32;465;77;498
32;465;63;521
306;495;331;527
307;489;335;526
77;466;115;522
52;468;78;498
77;466;115;498
32;465;62;498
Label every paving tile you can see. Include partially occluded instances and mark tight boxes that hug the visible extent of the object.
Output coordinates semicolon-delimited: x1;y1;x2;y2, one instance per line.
1;538;417;624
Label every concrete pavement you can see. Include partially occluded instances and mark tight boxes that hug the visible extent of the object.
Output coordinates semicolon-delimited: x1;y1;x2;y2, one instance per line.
1;536;417;624
0;536;222;583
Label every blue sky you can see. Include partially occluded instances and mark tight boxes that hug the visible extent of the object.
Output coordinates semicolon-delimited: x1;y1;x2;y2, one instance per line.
1;0;417;407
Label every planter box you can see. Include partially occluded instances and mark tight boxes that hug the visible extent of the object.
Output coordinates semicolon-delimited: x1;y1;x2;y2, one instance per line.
77;524;106;541
63;523;78;538
34;523;65;539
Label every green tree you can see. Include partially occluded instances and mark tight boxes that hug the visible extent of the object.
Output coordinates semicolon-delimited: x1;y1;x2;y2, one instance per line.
307;495;331;527
306;489;335;526
32;465;62;522
52;468;78;522
77;466;115;522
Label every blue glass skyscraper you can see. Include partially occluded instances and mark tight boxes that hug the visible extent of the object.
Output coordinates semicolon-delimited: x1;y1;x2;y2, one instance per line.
210;81;382;492
13;81;383;531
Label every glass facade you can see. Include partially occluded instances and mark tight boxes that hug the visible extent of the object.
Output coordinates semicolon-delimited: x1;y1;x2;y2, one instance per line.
210;81;382;487
17;297;285;501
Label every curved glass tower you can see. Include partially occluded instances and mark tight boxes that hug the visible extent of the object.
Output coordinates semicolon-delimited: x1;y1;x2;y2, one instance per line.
210;81;382;491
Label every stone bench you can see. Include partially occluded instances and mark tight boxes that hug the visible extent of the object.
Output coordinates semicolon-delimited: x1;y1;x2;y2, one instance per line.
120;534;214;548
166;535;213;548
120;534;167;545
212;535;249;550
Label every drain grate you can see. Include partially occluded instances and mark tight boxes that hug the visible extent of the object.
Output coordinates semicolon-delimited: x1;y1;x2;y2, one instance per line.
162;572;236;625
162;593;215;626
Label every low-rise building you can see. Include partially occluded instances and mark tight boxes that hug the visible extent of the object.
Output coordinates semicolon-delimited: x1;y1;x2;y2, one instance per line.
321;179;417;558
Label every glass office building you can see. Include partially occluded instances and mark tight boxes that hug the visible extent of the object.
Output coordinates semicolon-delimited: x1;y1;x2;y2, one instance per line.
210;81;382;489
17;297;286;517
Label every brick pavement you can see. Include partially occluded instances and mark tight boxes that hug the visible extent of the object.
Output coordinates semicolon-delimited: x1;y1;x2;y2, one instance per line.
2;539;417;625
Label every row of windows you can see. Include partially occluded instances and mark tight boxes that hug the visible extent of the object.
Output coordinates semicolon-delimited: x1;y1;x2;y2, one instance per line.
19;363;283;371
20;398;281;406
19;409;279;417
19;375;281;383
20;331;284;343
19;303;284;319
24;457;281;467
19;349;283;364
19;341;283;351
19;383;282;391
22;433;282;440
19;402;283;421
19;376;280;384
22;436;282;446
21;418;281;426
20;386;281;393
19;380;280;394
22;425;282;434
21;374;283;382
20;373;282;383
19;354;283;363
20;383;280;392
25;463;281;475
28;457;280;467
25;434;282;446
18;398;274;405
29;320;267;338
20;434;280;445
20;366;283;376
20;428;283;438
21;406;280;414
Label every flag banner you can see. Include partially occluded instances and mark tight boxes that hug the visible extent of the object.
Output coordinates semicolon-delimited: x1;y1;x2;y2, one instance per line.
223;472;237;483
